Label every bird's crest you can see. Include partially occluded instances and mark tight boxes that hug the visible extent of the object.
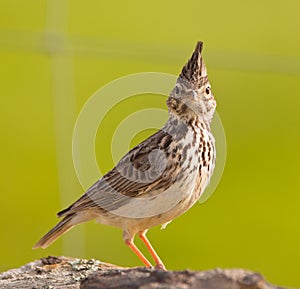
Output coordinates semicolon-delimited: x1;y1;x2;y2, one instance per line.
179;41;208;88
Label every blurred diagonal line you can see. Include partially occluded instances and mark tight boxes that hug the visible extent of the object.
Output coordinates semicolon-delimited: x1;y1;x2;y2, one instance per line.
0;30;299;75
0;30;45;52
45;0;85;257
206;49;300;75
69;37;300;75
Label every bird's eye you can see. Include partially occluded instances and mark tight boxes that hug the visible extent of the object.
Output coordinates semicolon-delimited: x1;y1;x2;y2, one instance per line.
205;87;210;95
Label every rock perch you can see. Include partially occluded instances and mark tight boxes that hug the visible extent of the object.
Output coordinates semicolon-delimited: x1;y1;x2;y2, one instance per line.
0;256;285;289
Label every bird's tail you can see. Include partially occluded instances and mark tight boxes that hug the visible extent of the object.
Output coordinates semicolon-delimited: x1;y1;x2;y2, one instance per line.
33;213;77;249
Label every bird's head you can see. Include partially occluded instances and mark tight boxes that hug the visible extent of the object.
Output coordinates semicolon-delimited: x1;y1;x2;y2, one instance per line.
167;41;216;124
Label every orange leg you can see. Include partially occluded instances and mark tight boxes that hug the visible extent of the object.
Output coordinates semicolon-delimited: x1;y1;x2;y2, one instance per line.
138;231;166;270
125;239;152;268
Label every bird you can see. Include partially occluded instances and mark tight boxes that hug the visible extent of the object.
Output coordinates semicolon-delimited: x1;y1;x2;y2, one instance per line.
33;41;217;270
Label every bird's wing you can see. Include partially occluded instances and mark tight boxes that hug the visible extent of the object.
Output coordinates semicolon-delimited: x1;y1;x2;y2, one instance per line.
59;129;180;216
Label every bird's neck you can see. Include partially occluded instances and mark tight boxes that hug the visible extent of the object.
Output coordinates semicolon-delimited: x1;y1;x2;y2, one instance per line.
167;111;211;133
162;112;211;146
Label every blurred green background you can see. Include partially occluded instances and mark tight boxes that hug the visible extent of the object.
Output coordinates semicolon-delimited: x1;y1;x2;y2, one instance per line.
0;0;299;287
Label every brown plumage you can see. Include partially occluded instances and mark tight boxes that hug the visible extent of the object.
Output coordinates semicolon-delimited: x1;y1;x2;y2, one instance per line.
33;41;217;270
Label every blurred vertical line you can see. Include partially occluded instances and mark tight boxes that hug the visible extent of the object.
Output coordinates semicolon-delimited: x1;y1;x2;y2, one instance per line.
45;0;85;257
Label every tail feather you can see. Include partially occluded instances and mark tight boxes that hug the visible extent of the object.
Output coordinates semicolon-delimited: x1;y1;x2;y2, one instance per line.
33;213;76;249
57;205;72;217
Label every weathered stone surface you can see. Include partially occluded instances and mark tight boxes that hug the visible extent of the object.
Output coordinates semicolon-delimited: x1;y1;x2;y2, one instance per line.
0;256;118;289
0;256;285;289
80;267;284;289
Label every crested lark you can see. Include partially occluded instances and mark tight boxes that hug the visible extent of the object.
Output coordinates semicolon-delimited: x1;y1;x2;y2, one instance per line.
34;41;216;270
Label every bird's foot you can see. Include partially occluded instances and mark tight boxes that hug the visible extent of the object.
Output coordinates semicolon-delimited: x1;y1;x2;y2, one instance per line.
155;263;166;270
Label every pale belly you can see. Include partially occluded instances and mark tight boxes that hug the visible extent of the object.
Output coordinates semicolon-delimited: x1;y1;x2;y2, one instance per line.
96;152;212;234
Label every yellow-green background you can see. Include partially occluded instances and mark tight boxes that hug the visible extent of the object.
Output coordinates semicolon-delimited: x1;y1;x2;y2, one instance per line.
0;0;299;288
